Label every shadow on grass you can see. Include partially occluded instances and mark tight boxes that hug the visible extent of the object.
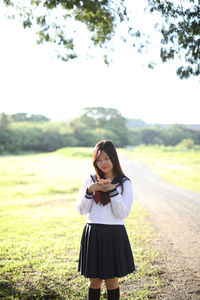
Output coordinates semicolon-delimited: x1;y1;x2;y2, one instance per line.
0;281;59;300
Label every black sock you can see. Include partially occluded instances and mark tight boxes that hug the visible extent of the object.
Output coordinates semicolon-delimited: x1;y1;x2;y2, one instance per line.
87;287;101;300
107;287;120;300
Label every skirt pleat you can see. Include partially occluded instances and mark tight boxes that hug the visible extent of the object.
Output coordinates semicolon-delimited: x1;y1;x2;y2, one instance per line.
78;223;135;279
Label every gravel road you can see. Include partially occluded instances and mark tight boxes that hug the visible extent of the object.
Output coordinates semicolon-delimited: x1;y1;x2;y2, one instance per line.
120;155;200;299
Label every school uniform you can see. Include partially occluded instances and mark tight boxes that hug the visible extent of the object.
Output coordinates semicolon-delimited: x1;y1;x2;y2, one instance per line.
76;175;135;280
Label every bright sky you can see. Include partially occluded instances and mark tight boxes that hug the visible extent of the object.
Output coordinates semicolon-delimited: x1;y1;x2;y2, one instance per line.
0;0;199;124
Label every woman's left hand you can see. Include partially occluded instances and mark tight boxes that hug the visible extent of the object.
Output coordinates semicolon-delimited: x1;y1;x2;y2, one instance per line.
97;179;115;192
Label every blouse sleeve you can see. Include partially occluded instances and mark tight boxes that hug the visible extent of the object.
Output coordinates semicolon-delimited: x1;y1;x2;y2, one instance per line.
76;176;94;216
109;179;133;219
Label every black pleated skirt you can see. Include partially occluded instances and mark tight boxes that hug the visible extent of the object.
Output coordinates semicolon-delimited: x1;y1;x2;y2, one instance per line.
78;223;135;279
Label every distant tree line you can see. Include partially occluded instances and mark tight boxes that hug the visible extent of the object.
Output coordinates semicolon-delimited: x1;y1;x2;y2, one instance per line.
0;109;200;154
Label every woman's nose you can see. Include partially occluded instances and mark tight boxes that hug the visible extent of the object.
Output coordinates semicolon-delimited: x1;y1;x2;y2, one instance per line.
101;159;107;166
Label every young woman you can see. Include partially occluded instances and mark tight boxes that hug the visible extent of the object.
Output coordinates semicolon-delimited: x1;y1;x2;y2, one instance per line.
76;140;135;300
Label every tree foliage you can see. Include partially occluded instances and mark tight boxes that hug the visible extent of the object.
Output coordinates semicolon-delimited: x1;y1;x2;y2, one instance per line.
3;0;200;79
0;113;11;132
130;124;200;146
177;138;195;149
147;0;200;79
71;107;130;146
11;113;50;122
3;0;127;62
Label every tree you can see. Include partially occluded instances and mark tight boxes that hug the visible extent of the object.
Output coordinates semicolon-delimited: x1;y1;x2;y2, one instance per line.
3;0;200;79
11;113;50;122
135;128;163;145
146;0;200;79
80;107;125;127
79;107;130;146
3;0;127;63
160;124;198;146
0;113;10;132
177;138;195;149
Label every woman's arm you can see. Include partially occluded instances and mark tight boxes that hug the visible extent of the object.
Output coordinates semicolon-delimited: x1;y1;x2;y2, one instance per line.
76;177;94;215
109;180;133;219
76;177;115;215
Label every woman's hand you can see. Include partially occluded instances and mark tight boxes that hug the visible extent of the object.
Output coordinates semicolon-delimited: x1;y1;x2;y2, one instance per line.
99;183;115;192
97;179;115;192
88;179;115;193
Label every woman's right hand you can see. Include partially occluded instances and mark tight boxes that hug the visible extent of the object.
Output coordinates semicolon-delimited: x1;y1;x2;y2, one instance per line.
88;179;111;193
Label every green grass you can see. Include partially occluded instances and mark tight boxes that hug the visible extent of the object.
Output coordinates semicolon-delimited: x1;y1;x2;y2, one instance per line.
122;145;200;194
0;148;164;299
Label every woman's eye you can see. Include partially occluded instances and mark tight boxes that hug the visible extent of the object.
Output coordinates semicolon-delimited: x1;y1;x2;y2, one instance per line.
96;157;110;163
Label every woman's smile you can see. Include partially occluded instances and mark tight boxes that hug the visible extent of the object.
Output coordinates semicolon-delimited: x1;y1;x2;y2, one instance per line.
101;166;108;171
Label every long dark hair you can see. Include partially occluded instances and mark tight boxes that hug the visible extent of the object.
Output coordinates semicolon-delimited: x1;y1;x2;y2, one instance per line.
92;140;127;204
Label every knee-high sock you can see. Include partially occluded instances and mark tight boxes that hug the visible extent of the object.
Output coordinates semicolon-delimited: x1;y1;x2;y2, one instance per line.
87;287;101;300
107;287;120;300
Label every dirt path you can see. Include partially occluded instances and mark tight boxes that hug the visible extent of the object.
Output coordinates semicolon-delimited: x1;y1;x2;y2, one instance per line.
120;155;200;299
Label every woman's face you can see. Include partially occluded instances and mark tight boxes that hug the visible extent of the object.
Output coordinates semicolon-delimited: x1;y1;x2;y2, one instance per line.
96;150;114;177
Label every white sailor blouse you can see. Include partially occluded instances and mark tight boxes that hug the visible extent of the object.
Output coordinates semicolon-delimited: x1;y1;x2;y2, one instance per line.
76;175;133;225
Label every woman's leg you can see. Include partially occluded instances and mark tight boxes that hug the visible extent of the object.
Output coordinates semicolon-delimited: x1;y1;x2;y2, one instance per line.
87;278;103;300
105;277;118;290
105;278;120;300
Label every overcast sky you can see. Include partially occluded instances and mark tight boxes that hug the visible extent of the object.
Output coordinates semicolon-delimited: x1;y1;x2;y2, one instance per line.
0;0;199;124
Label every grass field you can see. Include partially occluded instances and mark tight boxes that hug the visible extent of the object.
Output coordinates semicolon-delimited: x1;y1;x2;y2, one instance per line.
122;145;200;193
0;147;162;300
